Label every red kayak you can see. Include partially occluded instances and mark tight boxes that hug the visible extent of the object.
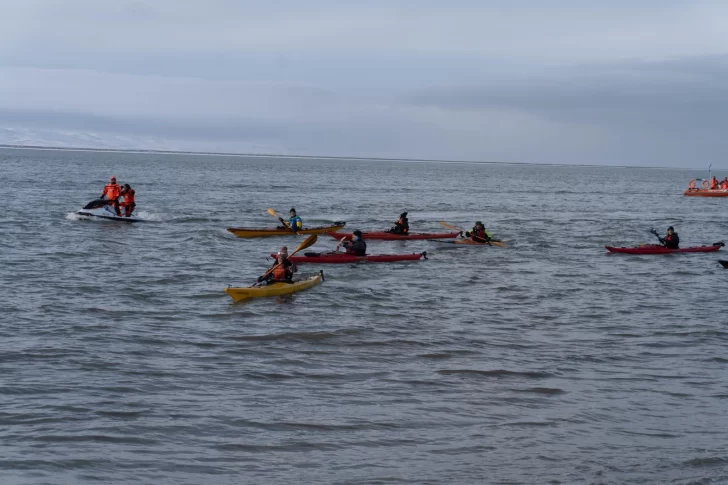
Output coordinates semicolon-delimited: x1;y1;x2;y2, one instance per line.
273;251;427;264
605;243;724;254
326;231;458;241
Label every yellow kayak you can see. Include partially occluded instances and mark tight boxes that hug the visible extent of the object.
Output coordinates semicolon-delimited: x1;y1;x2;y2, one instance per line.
225;271;324;302
227;222;346;238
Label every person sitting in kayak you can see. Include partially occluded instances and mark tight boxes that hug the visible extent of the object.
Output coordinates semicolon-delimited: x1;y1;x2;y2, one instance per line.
659;226;680;249
464;221;492;243
101;176;122;216
119;183;136;217
341;230;367;255
388;212;409;234
279;208;302;232
257;248;296;284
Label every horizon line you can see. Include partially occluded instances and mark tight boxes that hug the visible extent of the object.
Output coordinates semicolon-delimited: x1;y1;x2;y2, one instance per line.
0;143;693;170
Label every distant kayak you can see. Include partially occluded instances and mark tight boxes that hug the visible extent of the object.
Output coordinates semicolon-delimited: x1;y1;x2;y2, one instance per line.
431;238;506;248
719;260;728;269
225;271;324;302
227;222;346;238
280;251;427;264
327;231;458;241
605;243;724;254
77;199;149;223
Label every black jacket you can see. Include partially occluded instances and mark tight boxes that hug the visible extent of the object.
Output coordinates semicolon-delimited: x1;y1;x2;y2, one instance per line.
344;239;367;256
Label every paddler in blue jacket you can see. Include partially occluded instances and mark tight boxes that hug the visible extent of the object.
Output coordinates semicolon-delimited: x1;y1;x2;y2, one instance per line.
282;208;302;232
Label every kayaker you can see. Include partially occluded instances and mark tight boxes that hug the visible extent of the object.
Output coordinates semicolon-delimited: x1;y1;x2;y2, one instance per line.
257;249;296;284
341;230;367;256
280;208;302;232
389;212;409;234
464;221;492;243
119;183;136;217
276;246;298;274
660;226;680;249
100;176;122;216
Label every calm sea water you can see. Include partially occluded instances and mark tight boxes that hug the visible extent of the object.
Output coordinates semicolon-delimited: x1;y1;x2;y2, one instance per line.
1;148;727;485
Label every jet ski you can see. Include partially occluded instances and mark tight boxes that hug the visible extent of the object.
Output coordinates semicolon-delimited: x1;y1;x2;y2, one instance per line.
76;199;148;223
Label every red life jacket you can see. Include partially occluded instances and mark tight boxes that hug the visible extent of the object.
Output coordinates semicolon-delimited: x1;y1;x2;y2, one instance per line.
121;188;135;204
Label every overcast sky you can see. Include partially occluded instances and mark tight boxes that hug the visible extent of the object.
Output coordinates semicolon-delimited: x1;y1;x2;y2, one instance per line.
1;1;727;167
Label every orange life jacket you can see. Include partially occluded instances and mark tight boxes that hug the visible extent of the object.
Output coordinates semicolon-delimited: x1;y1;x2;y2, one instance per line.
272;264;289;281
722;181;728;190
103;183;121;200
711;178;718;189
121;188;135;204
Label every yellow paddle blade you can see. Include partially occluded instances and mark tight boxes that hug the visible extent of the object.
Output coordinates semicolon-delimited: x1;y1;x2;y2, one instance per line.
439;221;461;232
292;234;317;256
490;241;507;248
267;207;280;219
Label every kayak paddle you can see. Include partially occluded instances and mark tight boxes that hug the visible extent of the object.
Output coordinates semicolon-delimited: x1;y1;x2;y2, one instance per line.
335;236;347;252
255;234;318;285
267;207;299;234
650;228;665;245
439;221;506;247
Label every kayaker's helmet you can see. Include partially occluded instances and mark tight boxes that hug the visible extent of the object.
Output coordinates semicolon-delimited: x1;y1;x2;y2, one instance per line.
668;226;674;233
400;212;408;219
353;230;363;237
278;246;288;257
475;221;483;227
289;208;296;214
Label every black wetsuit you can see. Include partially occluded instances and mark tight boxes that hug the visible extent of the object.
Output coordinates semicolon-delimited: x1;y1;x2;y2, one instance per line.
344;239;367;256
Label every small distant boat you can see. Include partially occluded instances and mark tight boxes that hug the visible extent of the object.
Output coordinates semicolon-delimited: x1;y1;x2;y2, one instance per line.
684;179;728;197
684;188;728;197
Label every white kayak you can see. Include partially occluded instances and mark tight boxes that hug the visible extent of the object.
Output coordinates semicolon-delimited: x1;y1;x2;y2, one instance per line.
76;199;149;223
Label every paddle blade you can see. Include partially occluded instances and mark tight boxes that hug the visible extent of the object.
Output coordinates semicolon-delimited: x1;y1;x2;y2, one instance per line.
490;241;507;248
292;234;317;255
439;221;461;232
267;208;280;219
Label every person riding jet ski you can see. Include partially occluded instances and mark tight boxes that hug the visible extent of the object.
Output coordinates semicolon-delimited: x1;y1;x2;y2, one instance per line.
100;176;122;216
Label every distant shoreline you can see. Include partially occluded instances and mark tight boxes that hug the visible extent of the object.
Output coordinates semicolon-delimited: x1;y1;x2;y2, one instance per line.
0;143;682;170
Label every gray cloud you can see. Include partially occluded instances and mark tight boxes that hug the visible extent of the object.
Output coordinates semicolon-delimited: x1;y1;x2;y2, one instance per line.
1;2;728;166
